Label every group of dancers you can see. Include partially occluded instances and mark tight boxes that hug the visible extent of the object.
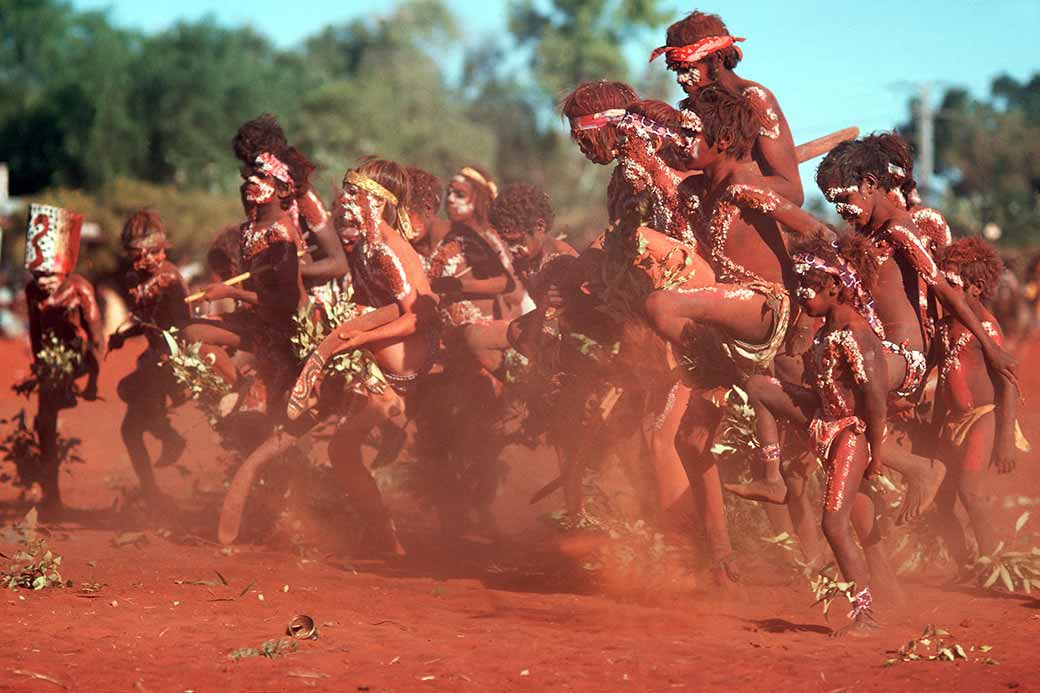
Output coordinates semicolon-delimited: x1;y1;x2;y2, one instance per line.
16;11;1027;636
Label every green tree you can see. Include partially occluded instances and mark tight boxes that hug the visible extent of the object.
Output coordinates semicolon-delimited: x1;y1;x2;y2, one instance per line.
901;74;1040;244
129;19;313;191
0;3;142;191
293;0;492;192
508;0;670;104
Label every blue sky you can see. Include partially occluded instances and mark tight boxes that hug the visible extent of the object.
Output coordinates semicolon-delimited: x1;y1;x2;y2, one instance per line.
74;0;1040;195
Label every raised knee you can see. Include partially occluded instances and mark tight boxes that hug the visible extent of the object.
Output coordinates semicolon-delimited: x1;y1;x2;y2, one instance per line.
744;374;777;405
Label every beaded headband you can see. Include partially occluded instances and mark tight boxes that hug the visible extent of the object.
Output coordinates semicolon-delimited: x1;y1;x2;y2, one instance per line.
793;250;885;339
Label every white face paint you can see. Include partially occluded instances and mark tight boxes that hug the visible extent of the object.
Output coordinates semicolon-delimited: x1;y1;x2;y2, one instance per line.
244;175;275;204
943;269;964;288
824;186;859;203
446;177;475;221
680;108;703;134
834;202;865;220
676;68;701;88
796;286;817;300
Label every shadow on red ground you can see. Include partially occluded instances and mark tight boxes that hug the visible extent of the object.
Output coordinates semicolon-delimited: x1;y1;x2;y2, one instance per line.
0;337;1038;691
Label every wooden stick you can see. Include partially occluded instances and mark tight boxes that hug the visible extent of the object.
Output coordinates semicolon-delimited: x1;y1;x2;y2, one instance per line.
685;126;860;178
795;126;859;163
185;247;310;304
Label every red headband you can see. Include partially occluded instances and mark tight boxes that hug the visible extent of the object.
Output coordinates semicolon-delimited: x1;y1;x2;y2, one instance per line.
255;152;293;186
649;35;745;66
568;108;628;131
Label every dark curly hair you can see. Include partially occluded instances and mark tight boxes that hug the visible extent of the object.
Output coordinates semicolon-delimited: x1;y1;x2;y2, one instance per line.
489;183;555;244
406;166;443;216
627;99;681;130
233;113;316;203
816;132;914;199
683;84;759;160
874;132;916;206
940;237;1004;301
560;81;639;164
792;232;881;304
560;80;638;119
665;12;741;76
232;114;286;162
121;208;165;248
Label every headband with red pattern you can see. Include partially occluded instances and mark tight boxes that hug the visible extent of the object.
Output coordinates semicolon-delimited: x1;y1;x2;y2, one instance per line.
255;152;293;187
649;35;745;66
568;108;628;131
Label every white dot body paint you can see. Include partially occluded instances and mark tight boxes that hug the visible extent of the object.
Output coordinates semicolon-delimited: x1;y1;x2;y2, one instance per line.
742;86;780;139
677;68;701;87
680;108;703;133
943;270;964;288
245;176;275;204
825;186;859;203
797;286;816;300
834;202;864;219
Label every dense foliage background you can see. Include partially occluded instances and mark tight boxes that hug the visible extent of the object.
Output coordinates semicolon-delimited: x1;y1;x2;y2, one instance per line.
1;0;1037;276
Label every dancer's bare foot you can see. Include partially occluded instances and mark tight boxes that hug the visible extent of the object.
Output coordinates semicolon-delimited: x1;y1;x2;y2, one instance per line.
711;553;744;597
831;612;881;638
723;478;788;504
897;461;946;524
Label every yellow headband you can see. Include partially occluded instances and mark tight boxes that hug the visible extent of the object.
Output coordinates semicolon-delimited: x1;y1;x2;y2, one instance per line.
343;170;416;241
458;166;498;199
344;170;398;206
397;206;416;241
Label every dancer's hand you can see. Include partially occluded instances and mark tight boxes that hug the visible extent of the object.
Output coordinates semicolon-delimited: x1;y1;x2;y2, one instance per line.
865;455;885;480
200;283;239;302
337;329;370;350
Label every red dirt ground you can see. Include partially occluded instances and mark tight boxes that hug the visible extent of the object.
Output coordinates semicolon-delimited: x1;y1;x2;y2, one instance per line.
0;336;1038;692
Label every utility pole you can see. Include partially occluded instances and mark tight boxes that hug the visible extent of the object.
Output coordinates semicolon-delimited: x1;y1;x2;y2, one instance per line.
915;83;934;204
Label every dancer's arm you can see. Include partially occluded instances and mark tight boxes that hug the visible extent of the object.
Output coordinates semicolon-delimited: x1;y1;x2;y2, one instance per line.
75;276;106;361
987;324;1018;474
727;183;833;241
743;85;803;206
300;223;348;283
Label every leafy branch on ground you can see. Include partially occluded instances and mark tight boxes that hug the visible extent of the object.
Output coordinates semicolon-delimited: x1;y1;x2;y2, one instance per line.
971;510;1040;594
884;624;998;666
0;509;67;591
892;515;953;576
